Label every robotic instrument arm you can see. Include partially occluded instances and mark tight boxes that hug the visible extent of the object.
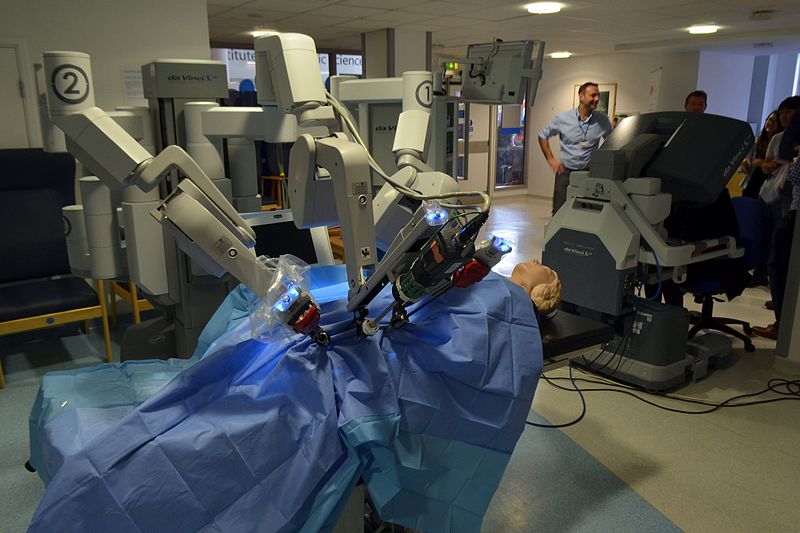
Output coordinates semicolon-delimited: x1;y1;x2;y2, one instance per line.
43;51;328;344
255;33;510;336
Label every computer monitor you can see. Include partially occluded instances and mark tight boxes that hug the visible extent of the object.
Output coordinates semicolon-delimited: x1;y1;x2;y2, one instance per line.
240;210;334;265
461;40;544;106
597;112;754;204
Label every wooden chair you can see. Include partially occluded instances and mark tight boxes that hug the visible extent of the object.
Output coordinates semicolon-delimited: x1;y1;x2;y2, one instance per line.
109;281;154;327
327;227;345;262
0;149;112;388
260;175;286;211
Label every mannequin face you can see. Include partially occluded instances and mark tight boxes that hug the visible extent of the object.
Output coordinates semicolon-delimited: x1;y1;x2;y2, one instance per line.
510;259;562;315
511;259;556;288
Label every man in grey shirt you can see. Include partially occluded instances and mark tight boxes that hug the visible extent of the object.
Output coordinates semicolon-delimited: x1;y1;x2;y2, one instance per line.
538;81;613;214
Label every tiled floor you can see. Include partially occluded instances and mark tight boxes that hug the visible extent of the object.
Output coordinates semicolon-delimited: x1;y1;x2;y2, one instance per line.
483;195;800;532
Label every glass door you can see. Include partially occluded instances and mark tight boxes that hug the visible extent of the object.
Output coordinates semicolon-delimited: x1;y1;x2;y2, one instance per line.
494;100;527;189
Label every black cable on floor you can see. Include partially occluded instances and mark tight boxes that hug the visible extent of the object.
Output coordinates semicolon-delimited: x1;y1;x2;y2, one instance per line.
525;360;586;428
538;371;800;416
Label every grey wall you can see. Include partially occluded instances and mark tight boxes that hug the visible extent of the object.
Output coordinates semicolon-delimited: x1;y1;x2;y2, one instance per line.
0;0;211;147
526;50;701;198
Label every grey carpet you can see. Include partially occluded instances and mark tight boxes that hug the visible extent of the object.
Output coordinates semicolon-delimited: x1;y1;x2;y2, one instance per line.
0;324;121;532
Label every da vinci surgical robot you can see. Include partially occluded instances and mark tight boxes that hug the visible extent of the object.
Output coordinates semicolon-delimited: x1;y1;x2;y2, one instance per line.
43;33;543;344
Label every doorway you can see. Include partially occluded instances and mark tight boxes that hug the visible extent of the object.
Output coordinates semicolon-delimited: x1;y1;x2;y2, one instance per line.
0;38;40;149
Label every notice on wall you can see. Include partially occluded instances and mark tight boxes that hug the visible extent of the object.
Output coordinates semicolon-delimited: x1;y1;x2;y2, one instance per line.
123;69;144;100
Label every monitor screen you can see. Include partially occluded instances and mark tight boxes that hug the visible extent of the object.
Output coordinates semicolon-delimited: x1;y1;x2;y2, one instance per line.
462;40;542;106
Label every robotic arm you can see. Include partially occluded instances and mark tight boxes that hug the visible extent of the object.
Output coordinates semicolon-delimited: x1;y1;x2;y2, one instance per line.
255;34;506;336
43;51;328;344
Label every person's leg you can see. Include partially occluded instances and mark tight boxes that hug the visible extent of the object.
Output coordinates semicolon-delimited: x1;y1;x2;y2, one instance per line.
552;169;571;215
756;210;796;338
771;211;796;324
753;199;774;282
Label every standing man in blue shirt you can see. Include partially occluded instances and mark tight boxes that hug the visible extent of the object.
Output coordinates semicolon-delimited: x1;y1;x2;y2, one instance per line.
538;81;613;214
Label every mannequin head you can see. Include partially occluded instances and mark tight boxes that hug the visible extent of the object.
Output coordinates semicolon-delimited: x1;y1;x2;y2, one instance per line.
510;259;561;316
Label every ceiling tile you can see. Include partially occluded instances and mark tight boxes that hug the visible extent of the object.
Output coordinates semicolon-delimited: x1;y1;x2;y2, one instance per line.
454;5;539;22
239;0;334;13
361;11;432;24
341;0;428;8
312;5;391;18
406;2;485;16
213;9;295;22
275;13;352;29
394;21;452;31
334;19;392;31
208;0;800;57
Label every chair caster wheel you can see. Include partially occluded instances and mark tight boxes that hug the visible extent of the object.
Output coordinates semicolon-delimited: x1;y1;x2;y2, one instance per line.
24;461;36;473
743;325;753;335
744;342;755;353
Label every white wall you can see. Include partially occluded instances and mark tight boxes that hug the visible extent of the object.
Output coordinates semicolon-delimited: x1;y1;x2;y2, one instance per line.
764;53;798;116
526;51;700;198
393;29;428;76
696;51;755;121
364;29;388;78
0;0;211;147
364;28;428;78
460;103;492;193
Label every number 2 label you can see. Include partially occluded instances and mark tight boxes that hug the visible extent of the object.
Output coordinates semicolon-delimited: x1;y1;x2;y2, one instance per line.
51;64;90;104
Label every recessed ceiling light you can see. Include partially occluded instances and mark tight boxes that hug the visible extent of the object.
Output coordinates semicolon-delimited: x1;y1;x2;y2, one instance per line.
250;29;278;37
550;51;571;59
526;2;564;14
688;25;719;34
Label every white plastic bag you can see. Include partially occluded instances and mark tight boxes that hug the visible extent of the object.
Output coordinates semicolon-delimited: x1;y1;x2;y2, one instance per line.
759;162;790;204
248;254;313;344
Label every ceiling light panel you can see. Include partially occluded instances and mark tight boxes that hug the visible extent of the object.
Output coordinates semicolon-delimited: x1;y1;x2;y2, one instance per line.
526;2;564;14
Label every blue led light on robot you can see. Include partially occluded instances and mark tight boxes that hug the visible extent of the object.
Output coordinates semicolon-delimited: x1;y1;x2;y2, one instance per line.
273;285;301;313
423;200;449;226
494;237;512;253
487;234;512;253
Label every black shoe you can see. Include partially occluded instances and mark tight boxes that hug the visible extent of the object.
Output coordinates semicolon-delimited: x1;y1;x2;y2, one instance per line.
765;300;774;310
748;276;769;288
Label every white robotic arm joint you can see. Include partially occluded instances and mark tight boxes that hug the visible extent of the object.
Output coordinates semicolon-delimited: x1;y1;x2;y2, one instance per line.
54;108;155;191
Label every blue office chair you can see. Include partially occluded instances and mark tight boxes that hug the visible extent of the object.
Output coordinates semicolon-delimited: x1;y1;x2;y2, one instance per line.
683;196;762;352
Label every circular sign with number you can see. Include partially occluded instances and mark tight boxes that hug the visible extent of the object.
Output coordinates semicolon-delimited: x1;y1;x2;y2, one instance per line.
415;80;433;109
51;64;90;104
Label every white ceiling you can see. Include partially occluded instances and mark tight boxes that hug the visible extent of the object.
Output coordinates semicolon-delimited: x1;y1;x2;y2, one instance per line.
207;0;800;57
